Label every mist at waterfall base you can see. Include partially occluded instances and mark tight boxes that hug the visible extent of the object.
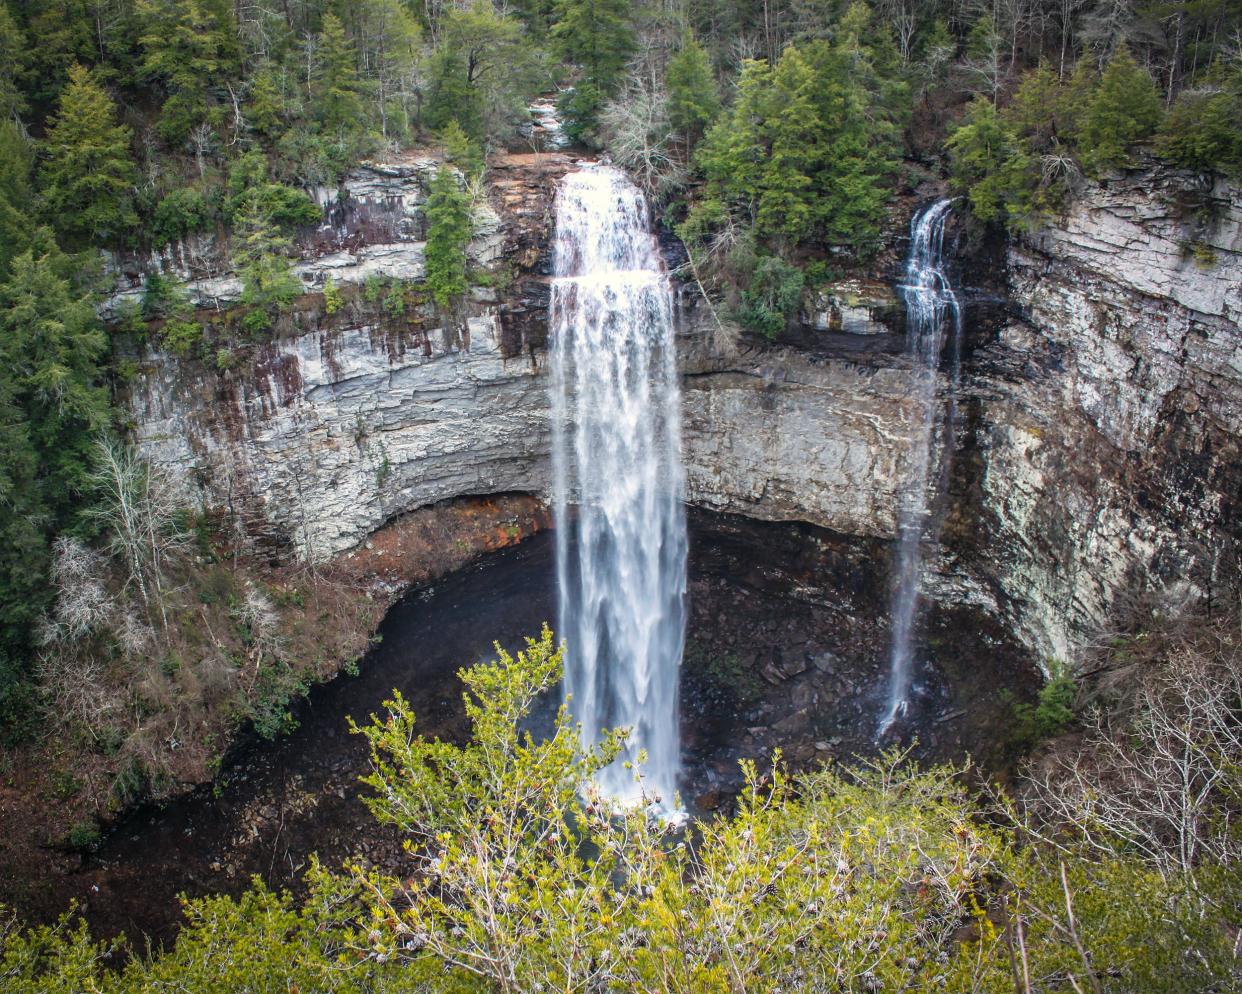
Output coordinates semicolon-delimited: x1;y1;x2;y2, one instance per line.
880;200;963;738
549;165;689;813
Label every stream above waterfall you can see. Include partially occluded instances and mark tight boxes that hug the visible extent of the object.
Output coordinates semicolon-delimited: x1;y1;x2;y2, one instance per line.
20;511;1038;948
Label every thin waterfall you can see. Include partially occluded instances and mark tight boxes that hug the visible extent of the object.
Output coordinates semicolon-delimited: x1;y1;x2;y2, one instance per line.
879;199;963;737
549;164;688;811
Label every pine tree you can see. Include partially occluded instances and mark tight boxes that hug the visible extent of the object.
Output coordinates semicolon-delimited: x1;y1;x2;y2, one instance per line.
756;46;821;243
1079;43;1163;175
138;0;238;144
424;46;485;140
0;120;34;277
315;12;367;137
0;4;28;121
0;247;110;515
551;0;635;139
234;194;300;334
424;167;472;342
39;64;136;246
666;31;720;151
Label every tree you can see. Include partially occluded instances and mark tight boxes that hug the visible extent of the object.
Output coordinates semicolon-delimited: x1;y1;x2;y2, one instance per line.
0;120;35;277
599;75;684;199
666;31;720;151
552;0;635;140
84;438;188;630
436;2;546;142
1079;42;1163;174
423;45;485;139
233;194;300;333
38;63;136;245
137;0;238;144
353;0;421;140
1155;56;1242;175
424;166;472;347
0;248;110;514
314;12;367;137
0;4;28;122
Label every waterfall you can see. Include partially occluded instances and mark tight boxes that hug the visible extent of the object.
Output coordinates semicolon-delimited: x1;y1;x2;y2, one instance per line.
549;164;688;811
879;200;963;737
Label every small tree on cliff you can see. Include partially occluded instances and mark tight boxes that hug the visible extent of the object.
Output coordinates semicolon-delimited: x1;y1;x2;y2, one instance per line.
424;166;472;349
1078;44;1162;175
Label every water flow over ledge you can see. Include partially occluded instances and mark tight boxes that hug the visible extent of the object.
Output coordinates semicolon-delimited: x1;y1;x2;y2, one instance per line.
549;164;688;811
880;199;963;737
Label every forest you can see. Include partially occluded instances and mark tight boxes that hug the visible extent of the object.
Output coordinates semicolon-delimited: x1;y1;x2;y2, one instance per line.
0;0;1240;990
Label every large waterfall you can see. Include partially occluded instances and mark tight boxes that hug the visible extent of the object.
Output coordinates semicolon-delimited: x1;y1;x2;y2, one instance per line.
549;165;688;810
880;200;962;736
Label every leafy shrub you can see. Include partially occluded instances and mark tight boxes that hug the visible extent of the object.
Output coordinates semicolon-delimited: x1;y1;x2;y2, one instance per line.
1011;658;1076;745
735;254;804;340
151;188;214;247
160;319;202;357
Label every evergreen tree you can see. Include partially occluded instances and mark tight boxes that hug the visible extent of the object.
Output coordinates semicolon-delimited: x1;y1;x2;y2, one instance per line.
314;12;367;137
551;0;635;140
38;63;136;246
1079;43;1163;175
0;119;34;276
755;46;821;243
666;31;720;151
1155;57;1242;175
423;46;485;140
424;166;472;342
138;0;238;144
234;194;301;334
946;96;1019;223
0;4;28;122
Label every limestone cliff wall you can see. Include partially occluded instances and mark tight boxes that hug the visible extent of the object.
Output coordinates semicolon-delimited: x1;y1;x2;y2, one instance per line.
969;168;1241;660
121;153;1241;669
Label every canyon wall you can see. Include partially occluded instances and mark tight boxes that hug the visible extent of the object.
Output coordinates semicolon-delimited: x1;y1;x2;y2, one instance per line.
121;155;1241;667
968;167;1241;660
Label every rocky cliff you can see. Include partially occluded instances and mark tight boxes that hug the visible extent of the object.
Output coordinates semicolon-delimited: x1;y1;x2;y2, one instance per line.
120;153;1240;670
967;167;1241;660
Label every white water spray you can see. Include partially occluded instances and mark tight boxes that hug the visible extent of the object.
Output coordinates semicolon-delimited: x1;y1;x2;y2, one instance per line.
549;165;688;811
879;200;963;737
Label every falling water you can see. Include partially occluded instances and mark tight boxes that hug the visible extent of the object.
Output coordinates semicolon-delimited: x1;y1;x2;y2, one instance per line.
549;165;688;811
879;200;963;737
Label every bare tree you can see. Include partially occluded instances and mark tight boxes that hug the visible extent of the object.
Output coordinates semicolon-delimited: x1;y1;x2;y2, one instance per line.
599;82;685;201
85;438;190;630
1023;626;1242;880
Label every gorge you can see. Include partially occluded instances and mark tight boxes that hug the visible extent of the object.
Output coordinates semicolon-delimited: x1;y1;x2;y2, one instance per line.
5;146;1240;946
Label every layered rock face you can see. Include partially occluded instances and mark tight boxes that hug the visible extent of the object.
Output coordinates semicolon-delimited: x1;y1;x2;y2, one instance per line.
967;168;1241;660
120;151;1240;669
122;152;578;560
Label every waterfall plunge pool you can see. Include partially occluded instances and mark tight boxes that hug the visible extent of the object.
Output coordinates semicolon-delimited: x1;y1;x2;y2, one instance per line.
28;508;1040;947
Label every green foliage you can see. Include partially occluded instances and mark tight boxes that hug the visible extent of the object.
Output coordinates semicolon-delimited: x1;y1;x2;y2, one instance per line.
161;319;204;357
666;31;720;149
695;17;901;257
234;194;301;333
1079;44;1163;175
0;121;38;278
313;12;367;138
552;0;635;139
137;0;239;144
152;188;215;247
322;277;343;315
736;253;805;339
38;64;137;246
440;119;484;177
1011;659;1077;745
424;167;472;313
1156;57;1242;175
